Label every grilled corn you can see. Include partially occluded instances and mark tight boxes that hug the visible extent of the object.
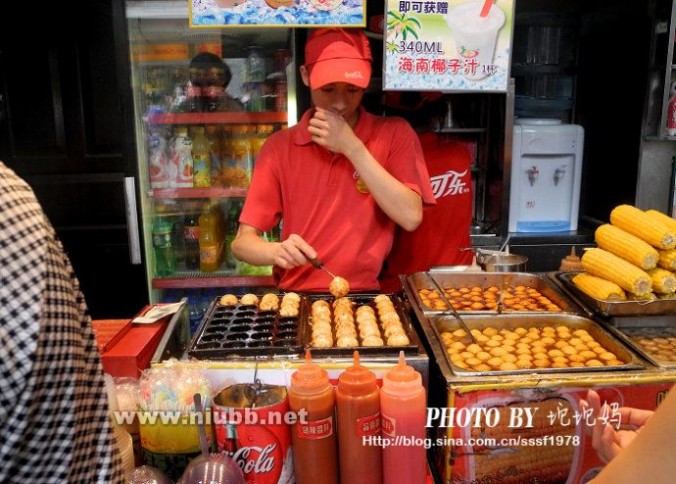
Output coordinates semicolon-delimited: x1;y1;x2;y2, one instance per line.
594;223;658;270
572;272;627;301
610;204;676;249
581;248;653;296
646;267;676;294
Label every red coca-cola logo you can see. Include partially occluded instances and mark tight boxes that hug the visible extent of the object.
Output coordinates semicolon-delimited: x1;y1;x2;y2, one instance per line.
227;443;277;476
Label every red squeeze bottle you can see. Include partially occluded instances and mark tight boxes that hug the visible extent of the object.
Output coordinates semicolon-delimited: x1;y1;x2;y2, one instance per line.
380;351;427;484
336;351;382;484
288;350;339;484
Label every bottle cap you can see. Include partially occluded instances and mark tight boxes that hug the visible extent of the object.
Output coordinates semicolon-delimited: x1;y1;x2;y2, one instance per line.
290;350;332;395
382;351;423;396
337;351;377;395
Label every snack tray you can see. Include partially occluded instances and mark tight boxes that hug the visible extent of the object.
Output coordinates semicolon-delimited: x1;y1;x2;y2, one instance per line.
404;271;577;316
187;295;303;359
429;313;644;377
301;293;421;357
552;271;676;317
607;320;676;369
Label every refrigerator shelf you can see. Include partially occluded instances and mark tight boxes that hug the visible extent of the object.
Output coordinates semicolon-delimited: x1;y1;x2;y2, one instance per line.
152;187;248;199
147;112;288;125
152;275;275;289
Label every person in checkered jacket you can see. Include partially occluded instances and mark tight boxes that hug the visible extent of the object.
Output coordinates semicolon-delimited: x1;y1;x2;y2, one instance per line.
0;162;124;482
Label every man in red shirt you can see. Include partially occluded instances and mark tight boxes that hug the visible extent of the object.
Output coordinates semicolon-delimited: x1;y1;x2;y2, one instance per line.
379;129;474;292
232;28;435;291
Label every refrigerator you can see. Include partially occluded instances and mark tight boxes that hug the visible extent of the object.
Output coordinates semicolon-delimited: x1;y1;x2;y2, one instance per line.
124;0;297;330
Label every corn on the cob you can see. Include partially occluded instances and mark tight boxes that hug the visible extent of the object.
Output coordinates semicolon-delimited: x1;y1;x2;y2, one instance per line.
645;209;676;234
610;204;676;249
658;249;676;270
646;267;676;294
572;272;627;301
594;224;658;270
581;248;653;296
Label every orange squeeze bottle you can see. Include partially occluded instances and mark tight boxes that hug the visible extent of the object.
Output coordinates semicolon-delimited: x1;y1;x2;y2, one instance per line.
288;350;339;484
380;351;427;484
336;351;382;484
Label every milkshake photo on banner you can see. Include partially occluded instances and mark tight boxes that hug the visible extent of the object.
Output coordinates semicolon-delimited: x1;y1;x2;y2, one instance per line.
384;0;514;91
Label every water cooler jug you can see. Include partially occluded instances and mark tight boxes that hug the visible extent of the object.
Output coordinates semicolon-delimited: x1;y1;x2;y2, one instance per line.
508;118;584;232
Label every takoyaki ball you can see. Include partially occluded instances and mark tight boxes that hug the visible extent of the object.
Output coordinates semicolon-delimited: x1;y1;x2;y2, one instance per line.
373;294;392;304
379;311;400;325
384;324;406;339
376;300;396;312
279;304;299;318
282;292;301;303
356;305;375;315
312;299;330;310
356;312;377;325
334;312;355;325
312;325;333;338
312;305;331;319
387;333;410;346
219;294;238;306
336;336;359;347
313;313;332;326
329;276;351;298
336;326;358;339
240;293;259;307
333;305;354;317
259;293;280;311
359;325;381;339
361;336;385;347
312;335;334;348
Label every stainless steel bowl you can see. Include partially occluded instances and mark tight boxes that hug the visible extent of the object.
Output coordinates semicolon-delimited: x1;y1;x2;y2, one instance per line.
478;254;528;272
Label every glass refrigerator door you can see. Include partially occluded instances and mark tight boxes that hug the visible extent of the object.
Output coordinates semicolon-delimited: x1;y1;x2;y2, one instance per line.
125;1;295;308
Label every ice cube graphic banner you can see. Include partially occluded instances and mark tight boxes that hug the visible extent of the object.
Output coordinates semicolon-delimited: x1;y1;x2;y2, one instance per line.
384;0;514;91
190;0;366;27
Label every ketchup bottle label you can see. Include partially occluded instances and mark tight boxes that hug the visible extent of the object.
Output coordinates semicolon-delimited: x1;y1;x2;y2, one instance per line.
356;412;381;437
381;414;395;437
297;415;333;440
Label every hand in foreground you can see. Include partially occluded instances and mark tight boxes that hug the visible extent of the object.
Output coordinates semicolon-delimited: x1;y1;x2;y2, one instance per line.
272;233;316;270
308;108;359;154
579;389;654;463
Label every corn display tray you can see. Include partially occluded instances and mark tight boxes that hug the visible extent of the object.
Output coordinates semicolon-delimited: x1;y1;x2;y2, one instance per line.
300;293;420;357
609;321;676;369
404;271;576;315
553;271;676;317
187;296;303;359
431;313;644;377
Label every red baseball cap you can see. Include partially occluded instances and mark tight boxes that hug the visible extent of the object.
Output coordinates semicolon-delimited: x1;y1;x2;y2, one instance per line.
304;28;372;89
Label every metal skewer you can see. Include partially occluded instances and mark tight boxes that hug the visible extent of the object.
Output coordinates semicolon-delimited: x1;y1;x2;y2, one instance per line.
310;257;338;279
425;271;478;345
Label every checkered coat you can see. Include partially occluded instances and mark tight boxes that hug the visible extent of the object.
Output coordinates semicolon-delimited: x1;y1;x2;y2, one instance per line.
0;162;124;483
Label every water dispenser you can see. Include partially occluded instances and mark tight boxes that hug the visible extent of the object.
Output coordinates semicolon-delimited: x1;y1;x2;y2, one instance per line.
508;118;584;232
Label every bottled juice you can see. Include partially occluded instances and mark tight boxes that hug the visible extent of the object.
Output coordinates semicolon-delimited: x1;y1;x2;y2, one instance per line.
288;350;339;484
231;125;253;187
192;126;211;187
252;124;274;166
206;124;222;180
380;352;427;484
336;351;382;484
199;204;220;272
168;125;193;187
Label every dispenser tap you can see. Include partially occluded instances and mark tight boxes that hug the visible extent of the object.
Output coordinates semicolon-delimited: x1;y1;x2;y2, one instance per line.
526;166;539;186
554;166;567;186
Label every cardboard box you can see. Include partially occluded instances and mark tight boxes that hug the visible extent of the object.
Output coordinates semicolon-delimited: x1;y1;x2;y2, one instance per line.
102;320;168;378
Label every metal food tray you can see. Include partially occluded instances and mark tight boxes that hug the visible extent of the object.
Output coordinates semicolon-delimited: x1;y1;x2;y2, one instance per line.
608;321;676;369
429;313;644;377
187;295;303;359
553;271;676;317
301;293;420;357
404;271;576;315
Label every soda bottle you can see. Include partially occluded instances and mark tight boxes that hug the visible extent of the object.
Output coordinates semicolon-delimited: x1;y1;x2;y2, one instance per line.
184;212;200;270
168;126;193;187
192;126;211;187
224;201;241;270
152;219;176;277
199;204;220;273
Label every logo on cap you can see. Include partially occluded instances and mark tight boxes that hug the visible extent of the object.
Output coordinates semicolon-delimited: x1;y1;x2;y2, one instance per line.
345;71;364;79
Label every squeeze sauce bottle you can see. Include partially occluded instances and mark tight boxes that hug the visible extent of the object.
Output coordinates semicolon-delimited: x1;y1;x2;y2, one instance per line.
336;351;382;484
288;350;339;484
380;351;427;484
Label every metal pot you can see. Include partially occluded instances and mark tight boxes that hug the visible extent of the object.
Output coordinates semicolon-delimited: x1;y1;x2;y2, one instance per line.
478;253;528;272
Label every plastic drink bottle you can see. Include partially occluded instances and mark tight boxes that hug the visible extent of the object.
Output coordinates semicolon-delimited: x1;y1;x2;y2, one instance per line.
380;351;427;484
192;126;211;187
288;350;339;484
199;204;220;272
152;219;176;277
336;351;382;484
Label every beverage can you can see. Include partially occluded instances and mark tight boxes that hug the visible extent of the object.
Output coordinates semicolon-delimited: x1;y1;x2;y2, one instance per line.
212;383;294;483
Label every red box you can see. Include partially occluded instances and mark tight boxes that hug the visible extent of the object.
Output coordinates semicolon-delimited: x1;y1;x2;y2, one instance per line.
92;318;132;353
101;320;168;378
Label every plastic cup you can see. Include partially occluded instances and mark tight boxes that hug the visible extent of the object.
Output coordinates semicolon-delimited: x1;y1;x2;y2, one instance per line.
446;1;506;81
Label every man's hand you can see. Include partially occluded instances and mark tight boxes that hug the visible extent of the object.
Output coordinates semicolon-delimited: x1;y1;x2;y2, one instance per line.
272;233;317;269
308;107;360;155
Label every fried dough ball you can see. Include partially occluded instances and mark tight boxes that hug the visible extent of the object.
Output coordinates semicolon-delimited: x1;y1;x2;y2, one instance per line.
240;293;259;306
282;292;301;303
312;305;331;319
356;312;377;325
329;276;350;298
361;336;384;347
219;294;238;306
384;325;406;339
312;335;333;348
336;326;358;339
387;333;410;346
337;336;359;347
279;304;299;318
259;293;280;311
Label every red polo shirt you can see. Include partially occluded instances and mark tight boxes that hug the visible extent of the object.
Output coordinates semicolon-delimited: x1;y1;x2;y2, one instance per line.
379;132;474;292
240;106;435;291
